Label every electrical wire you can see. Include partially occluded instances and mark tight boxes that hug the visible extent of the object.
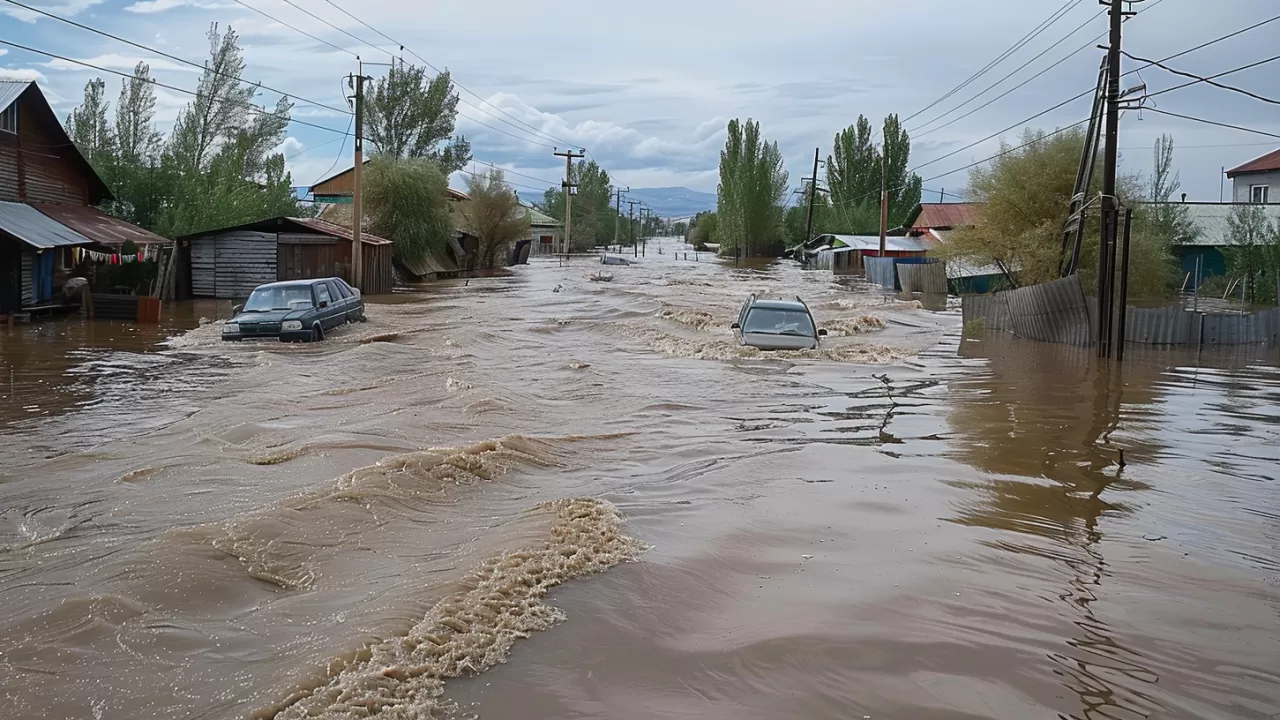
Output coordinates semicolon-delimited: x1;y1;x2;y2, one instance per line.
0;0;352;116
469;159;559;187
1132;51;1280;104
900;0;1086;126
316;0;583;151
0;39;355;137
1138;109;1280;141
311;113;355;184
229;0;355;57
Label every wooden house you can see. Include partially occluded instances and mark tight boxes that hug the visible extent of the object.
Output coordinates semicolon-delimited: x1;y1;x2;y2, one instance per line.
0;81;168;316
310;161;470;204
178;216;393;299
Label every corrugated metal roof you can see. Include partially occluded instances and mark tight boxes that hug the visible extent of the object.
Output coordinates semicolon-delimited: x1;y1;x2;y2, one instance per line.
0;81;28;113
0;200;95;249
286;217;391;245
818;234;931;253
526;207;561;226
1226;148;1280;177
910;202;982;230
34;203;169;246
1137;202;1280;246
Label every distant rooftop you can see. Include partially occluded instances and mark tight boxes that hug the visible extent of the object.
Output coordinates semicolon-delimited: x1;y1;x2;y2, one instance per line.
1226;148;1280;178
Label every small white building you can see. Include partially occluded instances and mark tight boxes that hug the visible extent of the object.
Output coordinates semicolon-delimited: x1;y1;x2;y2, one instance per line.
526;207;562;255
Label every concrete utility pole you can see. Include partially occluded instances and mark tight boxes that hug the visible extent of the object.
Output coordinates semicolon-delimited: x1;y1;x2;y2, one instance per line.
554;149;585;255
804;147;820;246
349;63;369;289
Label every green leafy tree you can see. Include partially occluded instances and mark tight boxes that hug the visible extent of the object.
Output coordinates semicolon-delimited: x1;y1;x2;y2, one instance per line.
363;65;471;173
716;118;788;257
537;159;617;250
689;211;717;249
459;169;530;270
108;63;164;226
1223;204;1280;305
363;157;455;271
942;126;1174;298
65;78;115;181
826;114;921;234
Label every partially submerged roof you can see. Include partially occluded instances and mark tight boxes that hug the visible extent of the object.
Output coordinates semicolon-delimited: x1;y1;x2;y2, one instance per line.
816;234;931;253
906;202;982;230
0;81;113;204
177;216;391;245
0;199;95;249
35;204;169;246
1137;202;1280;247
1226;148;1280;178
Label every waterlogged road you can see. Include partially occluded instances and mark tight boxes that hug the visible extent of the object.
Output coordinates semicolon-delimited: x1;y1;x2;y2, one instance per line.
1;238;1278;719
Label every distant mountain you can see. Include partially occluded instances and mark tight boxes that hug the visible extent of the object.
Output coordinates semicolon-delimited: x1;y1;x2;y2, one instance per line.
625;187;717;218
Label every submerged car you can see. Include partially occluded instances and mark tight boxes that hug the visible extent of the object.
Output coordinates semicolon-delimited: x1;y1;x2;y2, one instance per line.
731;294;827;350
222;278;365;342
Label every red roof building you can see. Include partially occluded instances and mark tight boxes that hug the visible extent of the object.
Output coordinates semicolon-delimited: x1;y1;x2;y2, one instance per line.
1226;148;1280;204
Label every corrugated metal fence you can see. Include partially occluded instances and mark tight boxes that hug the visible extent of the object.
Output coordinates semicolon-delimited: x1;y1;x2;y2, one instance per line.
1003;275;1093;345
897;261;948;294
964;287;1280;347
864;256;897;290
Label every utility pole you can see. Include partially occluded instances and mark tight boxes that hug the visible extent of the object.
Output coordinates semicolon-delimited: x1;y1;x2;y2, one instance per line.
627;199;638;254
804;147;821;246
348;63;369;289
613;186;628;251
554;149;585;256
878;148;888;257
1098;0;1126;358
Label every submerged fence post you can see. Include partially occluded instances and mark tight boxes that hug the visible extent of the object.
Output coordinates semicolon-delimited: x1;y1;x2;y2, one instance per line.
1116;209;1132;361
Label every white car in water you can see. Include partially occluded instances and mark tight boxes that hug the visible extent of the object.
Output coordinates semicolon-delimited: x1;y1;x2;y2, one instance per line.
731;294;827;351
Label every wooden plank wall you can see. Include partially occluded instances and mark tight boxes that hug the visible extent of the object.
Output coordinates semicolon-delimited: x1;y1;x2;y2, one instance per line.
361;242;393;295
20;250;32;305
0;98;92;204
189;231;277;299
278;233;347;283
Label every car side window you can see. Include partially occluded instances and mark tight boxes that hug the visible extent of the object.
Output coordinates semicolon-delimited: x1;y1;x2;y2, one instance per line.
316;283;332;306
328;281;348;300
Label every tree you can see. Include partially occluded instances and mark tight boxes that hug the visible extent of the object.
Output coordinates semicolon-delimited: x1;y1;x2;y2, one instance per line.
363;157;455;272
826;114;921;234
537;159;617;250
65;78;114;180
943;126;1175;298
1141;134;1196;246
716;118;788;257
460;169;530;270
108;63;164;226
689;211;717;249
1223;204;1280;305
363;65;471;173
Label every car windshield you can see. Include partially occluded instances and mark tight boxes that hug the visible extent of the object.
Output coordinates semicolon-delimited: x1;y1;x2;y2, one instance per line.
242;285;314;312
743;308;815;336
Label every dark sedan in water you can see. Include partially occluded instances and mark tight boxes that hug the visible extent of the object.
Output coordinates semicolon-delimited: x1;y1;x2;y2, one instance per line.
222;278;365;342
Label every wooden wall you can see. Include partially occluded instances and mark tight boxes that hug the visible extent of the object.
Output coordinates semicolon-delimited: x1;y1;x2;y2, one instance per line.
189;231;277;299
0;96;93;205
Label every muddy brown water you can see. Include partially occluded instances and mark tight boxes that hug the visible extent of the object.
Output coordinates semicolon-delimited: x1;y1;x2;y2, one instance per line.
1;237;1277;719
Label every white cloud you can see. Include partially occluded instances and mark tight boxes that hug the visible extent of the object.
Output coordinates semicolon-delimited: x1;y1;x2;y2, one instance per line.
1;0;102;22
125;0;233;13
0;50;8;58
42;54;195;74
0;68;47;84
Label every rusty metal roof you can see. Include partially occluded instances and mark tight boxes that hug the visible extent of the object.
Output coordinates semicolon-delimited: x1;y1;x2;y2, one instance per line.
1226;148;1280;177
909;202;982;230
176;216;391;245
34;203;169;246
0;200;96;249
286;217;391;245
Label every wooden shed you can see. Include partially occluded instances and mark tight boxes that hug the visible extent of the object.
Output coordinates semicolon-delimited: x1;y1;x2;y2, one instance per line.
179;217;393;299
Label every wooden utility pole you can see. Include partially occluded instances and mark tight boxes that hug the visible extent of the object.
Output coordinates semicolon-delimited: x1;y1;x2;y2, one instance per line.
614;186;628;251
878;149;888;257
1098;0;1126;358
554;149;585;255
627;199;638;254
804;147;821;246
350;63;368;289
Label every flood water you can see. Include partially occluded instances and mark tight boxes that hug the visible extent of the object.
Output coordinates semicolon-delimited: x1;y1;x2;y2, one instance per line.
1;237;1277;720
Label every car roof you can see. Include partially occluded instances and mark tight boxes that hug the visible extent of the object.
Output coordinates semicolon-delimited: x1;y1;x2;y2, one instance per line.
253;278;341;289
748;298;809;311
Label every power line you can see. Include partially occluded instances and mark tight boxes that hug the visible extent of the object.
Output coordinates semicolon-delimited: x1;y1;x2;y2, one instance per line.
456;108;556;149
272;0;394;59
900;0;1086;127
316;0;583;150
0;0;352;116
469;159;559;187
310;113;354;184
0;39;354;137
1134;51;1280;104
920;119;1094;183
229;0;355;57
1138;109;1280;141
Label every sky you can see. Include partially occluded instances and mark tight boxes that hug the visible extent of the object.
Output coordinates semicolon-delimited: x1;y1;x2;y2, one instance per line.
2;0;1278;208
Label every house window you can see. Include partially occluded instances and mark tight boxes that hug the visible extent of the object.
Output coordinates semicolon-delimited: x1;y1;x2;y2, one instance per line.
0;102;16;134
1251;185;1270;204
60;247;75;270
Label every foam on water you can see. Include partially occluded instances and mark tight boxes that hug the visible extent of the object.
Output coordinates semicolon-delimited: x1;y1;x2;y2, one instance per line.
261;498;647;719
